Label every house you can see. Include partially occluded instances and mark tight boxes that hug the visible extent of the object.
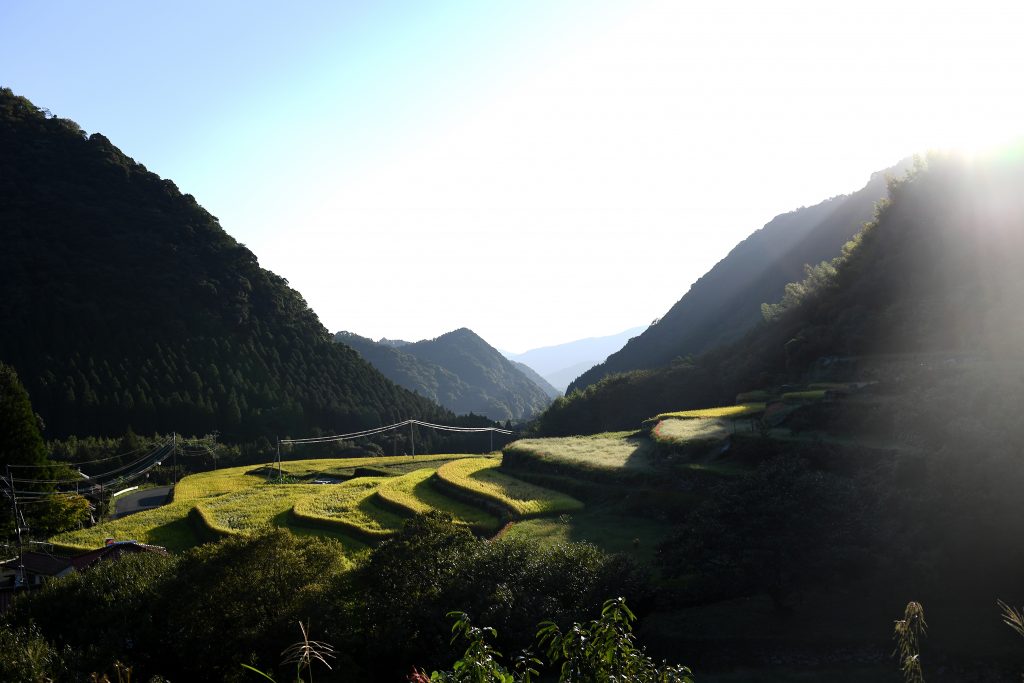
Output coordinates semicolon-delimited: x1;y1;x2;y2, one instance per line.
0;540;168;612
0;551;74;588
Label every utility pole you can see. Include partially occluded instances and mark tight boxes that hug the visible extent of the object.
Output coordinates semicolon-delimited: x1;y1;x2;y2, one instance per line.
6;466;25;588
393;427;398;457
410;421;415;457
489;429;493;453
277;438;282;481
172;432;178;486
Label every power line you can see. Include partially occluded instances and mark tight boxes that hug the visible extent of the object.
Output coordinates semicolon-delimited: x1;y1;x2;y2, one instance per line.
11;439;173;485
7;442;158;468
279;418;512;446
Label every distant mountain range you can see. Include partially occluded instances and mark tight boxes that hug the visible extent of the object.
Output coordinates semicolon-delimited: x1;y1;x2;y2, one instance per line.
335;328;553;421
503;327;645;392
567;163;910;393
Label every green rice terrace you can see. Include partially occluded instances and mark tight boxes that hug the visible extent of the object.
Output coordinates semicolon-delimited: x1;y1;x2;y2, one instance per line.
49;384;869;564
49;454;582;555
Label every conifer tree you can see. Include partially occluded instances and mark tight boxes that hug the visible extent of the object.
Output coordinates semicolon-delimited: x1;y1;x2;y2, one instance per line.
0;361;47;469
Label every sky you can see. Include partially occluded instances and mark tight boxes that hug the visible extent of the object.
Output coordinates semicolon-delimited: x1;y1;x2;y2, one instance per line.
3;0;1023;353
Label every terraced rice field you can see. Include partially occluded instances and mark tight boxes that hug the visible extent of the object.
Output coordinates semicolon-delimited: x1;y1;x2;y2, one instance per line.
194;484;311;536
782;390;828;401
51;454;577;553
50;499;200;552
655;403;766;420
291;477;406;541
376;469;502;532
651;417;730;446
436;458;583;517
505;432;657;472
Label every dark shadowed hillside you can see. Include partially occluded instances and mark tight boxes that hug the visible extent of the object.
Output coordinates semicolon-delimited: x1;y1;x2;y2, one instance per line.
540;149;1024;434
336;329;553;420
0;88;451;440
568;164;908;393
508;361;560;400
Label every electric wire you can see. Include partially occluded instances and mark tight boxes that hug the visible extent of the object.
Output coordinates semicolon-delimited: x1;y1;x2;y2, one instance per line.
279;418;512;445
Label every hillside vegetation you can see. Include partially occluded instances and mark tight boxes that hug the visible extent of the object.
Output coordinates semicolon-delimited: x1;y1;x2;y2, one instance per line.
569;163;906;393
336;328;553;420
540;151;1024;434
0;88;452;440
50;454;580;551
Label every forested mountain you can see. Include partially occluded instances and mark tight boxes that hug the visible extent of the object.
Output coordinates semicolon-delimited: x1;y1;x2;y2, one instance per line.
539;150;1024;434
567;164;908;393
0;88;452;440
505;327;644;391
508;361;560;400
336;329;553;420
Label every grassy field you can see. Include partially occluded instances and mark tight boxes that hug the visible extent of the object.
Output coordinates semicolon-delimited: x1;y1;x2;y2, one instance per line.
291;477;406;541
436;458;584;517
505;431;658;472
51;499;201;552
655;403;766;420
651;417;730;445
173;455;477;501
376;468;502;532
51;452;591;554
193;484;312;536
51;455;526;553
502;509;673;566
782;390;828;401
173;466;266;501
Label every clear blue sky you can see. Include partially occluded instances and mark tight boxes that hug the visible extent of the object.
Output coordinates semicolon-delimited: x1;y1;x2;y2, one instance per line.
4;0;1022;352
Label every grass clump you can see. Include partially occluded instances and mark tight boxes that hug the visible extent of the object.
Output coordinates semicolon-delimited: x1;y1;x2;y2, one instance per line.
435;458;583;518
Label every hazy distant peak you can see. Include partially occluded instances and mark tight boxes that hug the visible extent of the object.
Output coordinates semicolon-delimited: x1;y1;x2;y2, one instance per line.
335;326;552;421
377;337;410;347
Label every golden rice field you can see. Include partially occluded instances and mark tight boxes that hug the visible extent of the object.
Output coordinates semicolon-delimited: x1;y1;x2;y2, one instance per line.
376;468;502;532
50;499;200;553
193;484;312;537
504;432;657;472
655;403;766;420
782;390;828;401
435;458;583;517
650;417;730;445
50;454;578;553
291;477;406;541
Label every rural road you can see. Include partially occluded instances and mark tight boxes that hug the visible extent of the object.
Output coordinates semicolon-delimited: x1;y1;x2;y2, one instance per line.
113;486;173;519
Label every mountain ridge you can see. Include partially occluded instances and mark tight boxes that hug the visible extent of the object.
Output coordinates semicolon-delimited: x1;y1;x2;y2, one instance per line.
567;163;909;393
0;88;453;440
335;327;553;421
